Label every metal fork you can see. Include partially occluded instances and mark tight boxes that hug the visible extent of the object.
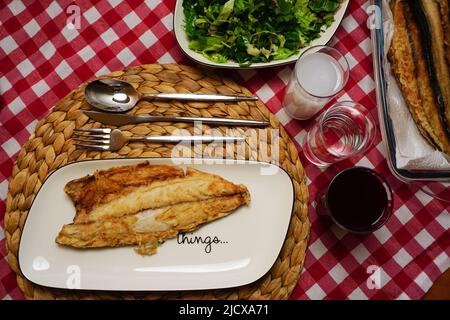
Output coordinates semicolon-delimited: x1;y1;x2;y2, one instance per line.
73;128;244;151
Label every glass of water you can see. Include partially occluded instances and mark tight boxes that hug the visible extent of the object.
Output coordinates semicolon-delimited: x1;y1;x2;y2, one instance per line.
282;45;349;120
302;101;377;167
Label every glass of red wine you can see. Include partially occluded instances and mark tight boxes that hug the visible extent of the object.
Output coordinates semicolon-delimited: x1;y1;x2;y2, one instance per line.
320;167;394;233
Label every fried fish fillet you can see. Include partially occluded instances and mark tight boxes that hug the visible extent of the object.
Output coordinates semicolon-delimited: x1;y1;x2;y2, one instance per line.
65;163;248;223
65;162;184;223
389;0;450;154
412;0;450;140
406;2;450;153
57;163;250;255
56;194;249;255
389;0;438;147
438;0;450;67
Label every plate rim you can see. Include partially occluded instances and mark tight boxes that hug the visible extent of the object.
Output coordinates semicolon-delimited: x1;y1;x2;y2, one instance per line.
173;0;350;69
18;157;295;291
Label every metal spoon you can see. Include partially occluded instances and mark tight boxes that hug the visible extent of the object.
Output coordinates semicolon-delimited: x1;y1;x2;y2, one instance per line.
84;78;258;113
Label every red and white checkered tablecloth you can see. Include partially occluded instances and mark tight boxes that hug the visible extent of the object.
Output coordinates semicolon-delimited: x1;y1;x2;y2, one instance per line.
0;0;449;300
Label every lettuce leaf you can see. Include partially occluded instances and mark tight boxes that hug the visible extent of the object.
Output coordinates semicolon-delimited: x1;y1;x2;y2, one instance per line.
183;0;340;65
211;0;235;26
309;0;340;12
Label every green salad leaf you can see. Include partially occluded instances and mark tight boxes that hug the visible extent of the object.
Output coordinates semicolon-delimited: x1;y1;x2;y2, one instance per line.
182;0;341;65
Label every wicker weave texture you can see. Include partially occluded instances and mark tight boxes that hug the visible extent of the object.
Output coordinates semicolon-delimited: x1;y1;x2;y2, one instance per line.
4;64;310;300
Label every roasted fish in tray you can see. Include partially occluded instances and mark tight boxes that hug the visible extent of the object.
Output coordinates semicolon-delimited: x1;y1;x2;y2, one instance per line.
56;162;250;255
389;0;450;155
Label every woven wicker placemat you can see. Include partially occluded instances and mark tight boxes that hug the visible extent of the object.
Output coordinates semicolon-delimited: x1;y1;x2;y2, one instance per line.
4;64;310;300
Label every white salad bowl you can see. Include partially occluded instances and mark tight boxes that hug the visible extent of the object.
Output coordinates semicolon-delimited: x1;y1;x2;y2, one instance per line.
173;0;350;69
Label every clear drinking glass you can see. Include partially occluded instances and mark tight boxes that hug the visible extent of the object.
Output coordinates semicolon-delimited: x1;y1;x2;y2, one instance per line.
282;45;349;120
302;101;377;167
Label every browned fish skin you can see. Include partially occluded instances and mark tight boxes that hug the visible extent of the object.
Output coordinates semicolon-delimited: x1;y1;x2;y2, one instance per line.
406;2;450;153
56;194;250;255
415;0;450;140
389;0;439;147
68;165;248;223
438;0;450;67
57;163;251;255
65;162;185;220
389;0;450;154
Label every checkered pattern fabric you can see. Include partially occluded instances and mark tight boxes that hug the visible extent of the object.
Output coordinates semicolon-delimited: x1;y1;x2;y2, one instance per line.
1;0;448;300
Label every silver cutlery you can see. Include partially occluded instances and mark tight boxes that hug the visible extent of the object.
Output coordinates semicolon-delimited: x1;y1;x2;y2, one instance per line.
73;128;244;152
83;110;270;127
85;78;258;112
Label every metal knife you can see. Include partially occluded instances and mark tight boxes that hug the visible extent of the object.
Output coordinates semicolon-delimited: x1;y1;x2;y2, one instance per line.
84;110;270;127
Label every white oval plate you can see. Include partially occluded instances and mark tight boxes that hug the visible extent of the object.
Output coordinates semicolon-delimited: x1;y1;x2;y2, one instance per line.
174;0;349;69
18;158;294;291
